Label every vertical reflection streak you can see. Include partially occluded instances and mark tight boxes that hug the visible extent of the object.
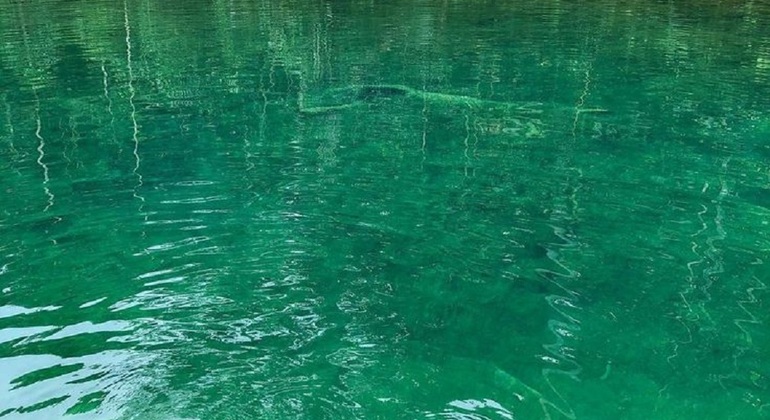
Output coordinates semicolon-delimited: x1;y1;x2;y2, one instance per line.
539;226;580;420
125;0;144;204
101;60;118;147
571;61;592;138
17;1;54;211
2;94;16;154
35;106;54;212
420;75;428;164
102;62;111;112
463;112;470;177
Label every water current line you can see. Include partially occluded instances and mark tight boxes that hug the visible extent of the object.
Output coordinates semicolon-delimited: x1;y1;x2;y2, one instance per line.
125;0;144;205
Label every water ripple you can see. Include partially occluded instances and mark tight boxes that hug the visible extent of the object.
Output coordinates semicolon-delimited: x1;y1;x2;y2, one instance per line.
2;0;770;418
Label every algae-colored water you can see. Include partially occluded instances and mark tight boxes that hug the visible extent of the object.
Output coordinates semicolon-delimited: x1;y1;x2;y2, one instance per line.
1;0;769;418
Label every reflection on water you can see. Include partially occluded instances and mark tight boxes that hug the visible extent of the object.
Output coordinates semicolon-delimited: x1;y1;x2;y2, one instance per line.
2;0;770;418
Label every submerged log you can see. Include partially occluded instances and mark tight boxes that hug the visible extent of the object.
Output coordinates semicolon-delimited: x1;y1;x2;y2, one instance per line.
298;84;549;116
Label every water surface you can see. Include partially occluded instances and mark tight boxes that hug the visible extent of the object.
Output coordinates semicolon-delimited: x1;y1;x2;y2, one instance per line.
1;0;770;418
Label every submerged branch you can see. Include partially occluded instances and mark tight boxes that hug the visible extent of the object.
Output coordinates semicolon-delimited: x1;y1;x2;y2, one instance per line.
298;84;546;116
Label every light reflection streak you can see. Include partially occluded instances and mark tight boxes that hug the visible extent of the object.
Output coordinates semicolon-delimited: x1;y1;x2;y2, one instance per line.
35;107;54;212
101;60;119;148
2;94;17;155
16;0;55;212
0;350;157;419
125;0;144;205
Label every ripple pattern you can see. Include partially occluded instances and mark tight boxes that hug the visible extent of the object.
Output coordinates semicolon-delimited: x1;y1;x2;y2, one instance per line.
2;0;770;418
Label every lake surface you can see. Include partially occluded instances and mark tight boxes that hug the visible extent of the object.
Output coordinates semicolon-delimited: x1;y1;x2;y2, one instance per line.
2;0;770;418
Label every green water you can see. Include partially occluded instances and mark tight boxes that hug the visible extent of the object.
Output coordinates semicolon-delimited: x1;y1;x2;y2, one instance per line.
2;0;770;418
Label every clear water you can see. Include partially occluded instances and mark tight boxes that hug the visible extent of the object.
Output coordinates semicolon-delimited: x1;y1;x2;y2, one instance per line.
1;0;770;419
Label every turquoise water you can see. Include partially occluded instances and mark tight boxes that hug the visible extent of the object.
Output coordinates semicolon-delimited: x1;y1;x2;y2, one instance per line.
2;0;770;418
